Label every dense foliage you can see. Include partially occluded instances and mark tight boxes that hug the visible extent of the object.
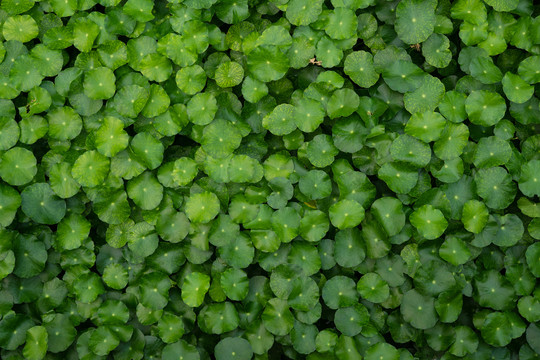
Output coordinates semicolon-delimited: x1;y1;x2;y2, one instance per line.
0;0;539;359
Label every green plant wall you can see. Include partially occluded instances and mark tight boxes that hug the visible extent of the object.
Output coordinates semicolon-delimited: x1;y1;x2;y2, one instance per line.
0;0;539;359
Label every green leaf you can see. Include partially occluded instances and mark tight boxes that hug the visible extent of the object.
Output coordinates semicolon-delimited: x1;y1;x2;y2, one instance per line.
215;61;244;88
474;167;516;210
316;37;343;68
329;199;365;229
404;75;445;114
439;236;471;265
0;147;37;186
88;326;120;356
94;116;129;157
357;273;390;303
470;56;503;84
365;343;399;360
139;271;172;310
241;76;268;103
526;242;540;277
171;157;198;187
481;312;513;347
410;205;448;240
247;46;290;83
433;123;469;160
262;104;296;136
220;268;249;301
518;56;540;84
202;119;242;158
381;60;425;93
56;214;90;250
113;85;149;118
102;263;128;290
325;8;357;40
405;111;447;142
47;106;82;141
422;34;452;68
215;337;253;360
334;304;369;336
0;314;34;350
13;233;47;278
23;326;48;360
449;326;478;356
21;183;66;225
332;115;369;153
182;272;210;307
502;72;534;104
124;0;154;21
371;197;405;236
401;289;438;329
0;118;19;150
461;200;489;234
438;90;467;123
142;84;171;117
176;65;206;95
306;134;338;168
19;115;48;144
335;228;366;268
72;19;99;52
127;172;164;210
83;67;116;100
483;0;518;11
474;270;516;310
327;89;359;119
299;170;332;200
395;0;437;44
72;151;110;188
519;160;540;197
322;275;358;309
286;0;323;26
465;90;507;126
344;51;379;88
378;162;418;194
157;312;185;343
262;298;294;336
49;163;80;199
73;272;105;303
185;191;220;223
294;97;325;133
2;0;35;15
473;136;512;168
300;210;330;243
215;0;249;24
187;93;217;126
451;0;487;24
162;340;200;360
130;132;164;170
3;15;38;43
0;183;20;227
390;134;431;168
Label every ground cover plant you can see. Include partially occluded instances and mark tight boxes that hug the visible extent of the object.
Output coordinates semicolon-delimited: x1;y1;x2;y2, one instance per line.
0;0;539;359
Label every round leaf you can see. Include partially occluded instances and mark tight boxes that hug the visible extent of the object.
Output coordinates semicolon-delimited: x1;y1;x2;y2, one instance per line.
215;337;253;360
329;199;365;229
410;205;448;240
401;289;438;330
185;191;220;223
395;0;437;44
21;183;66;225
0;147;37;186
83;67;116;100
